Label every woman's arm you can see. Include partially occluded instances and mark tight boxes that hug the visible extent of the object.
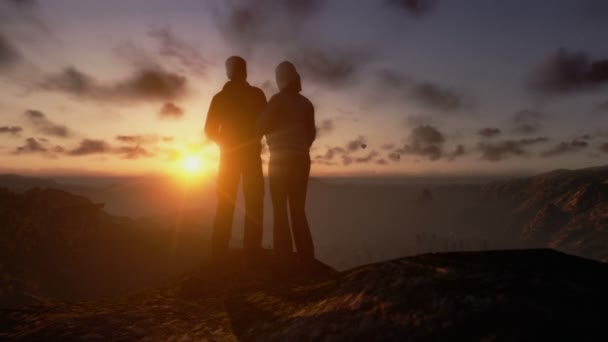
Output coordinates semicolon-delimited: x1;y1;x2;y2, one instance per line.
257;95;280;137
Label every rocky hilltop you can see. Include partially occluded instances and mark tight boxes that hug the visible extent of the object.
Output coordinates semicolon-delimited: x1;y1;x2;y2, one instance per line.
0;187;207;308
0;249;605;341
482;166;608;261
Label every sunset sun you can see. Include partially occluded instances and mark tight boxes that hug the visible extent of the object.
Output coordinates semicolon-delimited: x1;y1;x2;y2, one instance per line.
182;155;203;173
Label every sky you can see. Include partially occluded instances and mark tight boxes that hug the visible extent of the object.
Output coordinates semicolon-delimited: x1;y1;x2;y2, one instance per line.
0;0;607;177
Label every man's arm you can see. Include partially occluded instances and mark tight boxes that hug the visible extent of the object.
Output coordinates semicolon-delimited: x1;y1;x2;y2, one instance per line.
306;102;317;148
204;95;221;143
257;95;279;137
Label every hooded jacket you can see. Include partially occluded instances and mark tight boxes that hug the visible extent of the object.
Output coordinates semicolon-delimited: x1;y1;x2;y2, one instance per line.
257;63;316;153
205;80;267;154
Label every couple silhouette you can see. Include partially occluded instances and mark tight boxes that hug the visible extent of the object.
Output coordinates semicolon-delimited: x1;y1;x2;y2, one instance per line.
205;56;315;265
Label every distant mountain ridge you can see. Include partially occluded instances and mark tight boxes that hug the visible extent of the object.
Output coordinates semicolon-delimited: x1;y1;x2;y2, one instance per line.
482;165;608;261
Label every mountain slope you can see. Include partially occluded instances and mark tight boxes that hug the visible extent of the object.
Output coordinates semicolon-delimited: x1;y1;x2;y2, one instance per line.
1;249;605;341
482;166;608;261
0;187;208;307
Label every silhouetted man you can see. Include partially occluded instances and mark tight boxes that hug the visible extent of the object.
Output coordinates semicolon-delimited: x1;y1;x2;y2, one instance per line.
205;56;267;261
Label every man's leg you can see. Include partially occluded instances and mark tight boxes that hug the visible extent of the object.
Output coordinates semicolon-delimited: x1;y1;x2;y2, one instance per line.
211;155;240;261
242;153;264;254
269;155;293;257
288;154;314;261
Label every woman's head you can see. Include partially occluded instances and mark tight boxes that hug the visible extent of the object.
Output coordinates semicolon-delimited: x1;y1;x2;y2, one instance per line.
275;61;301;92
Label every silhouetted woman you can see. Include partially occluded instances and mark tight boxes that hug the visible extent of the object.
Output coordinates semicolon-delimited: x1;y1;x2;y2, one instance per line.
257;61;316;262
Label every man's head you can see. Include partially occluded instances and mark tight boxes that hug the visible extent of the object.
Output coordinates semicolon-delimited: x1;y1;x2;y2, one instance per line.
225;56;247;81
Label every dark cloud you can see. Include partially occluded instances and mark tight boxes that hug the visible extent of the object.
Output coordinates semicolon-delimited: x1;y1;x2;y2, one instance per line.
595;100;608;113
478;141;525;162
213;0;369;87
0;32;21;69
159;102;184;119
214;0;326;47
386;0;440;16
12;137;46;154
530;49;608;95
447;144;465;160
478;137;549;162
541;139;589;157
341;155;353;166
409;81;467;112
115;145;155;159
24;110;71;138
316;119;335;137
147;27;208;76
600;143;608;153
115;134;161;145
479;128;501;138
399;125;445;161
38;67;188;102
292;48;366;86
388;152;401;162
377;69;470;112
381;143;395;150
346;136;367;152
355;150;380;163
67;139;111;156
0;125;23;136
512;109;542;135
316;146;346;161
376;159;388;165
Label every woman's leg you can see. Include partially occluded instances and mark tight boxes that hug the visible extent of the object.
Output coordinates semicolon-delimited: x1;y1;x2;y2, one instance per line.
269;155;293;257
288;154;314;261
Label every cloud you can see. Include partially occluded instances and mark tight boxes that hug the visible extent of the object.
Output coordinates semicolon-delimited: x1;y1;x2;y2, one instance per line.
388;152;401;161
530;49;608;95
316;146;346;161
159;102;184;119
355;150;380;163
346;136;367;152
38;66;188;102
316;119;335;137
381;143;395;150
600;143;608;153
447;144;465;160
0;32;22;69
595;100;608;113
377;69;470;112
409;81;467;112
213;0;326;48
115;134;162;145
478;128;501;138
478;137;549;162
67;139;111;156
341;155;353;166
386;0;440;16
147;27;208;76
24;110;71;138
12;137;63;157
114;145;155;159
292;48;367;86
541;139;589;157
0;125;23;136
398;125;445;161
12;137;46;154
376;159;388;165
512;109;542;135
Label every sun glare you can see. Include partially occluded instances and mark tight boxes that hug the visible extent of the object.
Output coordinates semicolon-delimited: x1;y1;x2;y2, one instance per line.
183;155;203;173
